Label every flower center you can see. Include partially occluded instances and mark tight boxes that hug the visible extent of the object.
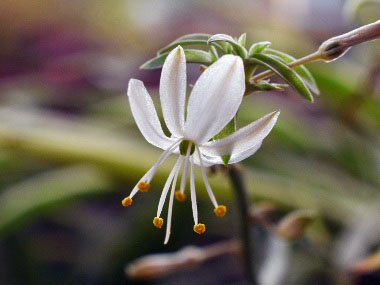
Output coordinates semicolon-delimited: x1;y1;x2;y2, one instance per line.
179;140;195;156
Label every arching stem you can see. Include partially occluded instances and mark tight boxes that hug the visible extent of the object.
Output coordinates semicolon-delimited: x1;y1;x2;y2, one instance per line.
251;51;321;82
228;165;256;285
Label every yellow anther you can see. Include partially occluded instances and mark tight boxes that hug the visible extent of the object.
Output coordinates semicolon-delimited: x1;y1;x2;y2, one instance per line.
193;223;206;234
174;191;186;202
138;181;150;192
214;205;227;217
153;217;164;228
122;196;132;207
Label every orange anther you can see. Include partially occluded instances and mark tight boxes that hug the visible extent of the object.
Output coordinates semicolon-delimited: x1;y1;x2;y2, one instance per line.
214;205;227;217
138;181;150;192
193;223;206;234
122;196;132;207
153;217;164;228
175;191;186;202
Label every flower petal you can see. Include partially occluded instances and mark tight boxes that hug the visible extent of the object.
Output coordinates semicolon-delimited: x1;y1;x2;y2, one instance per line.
195;142;262;166
160;46;186;137
200;111;280;159
128;79;175;149
184;55;245;144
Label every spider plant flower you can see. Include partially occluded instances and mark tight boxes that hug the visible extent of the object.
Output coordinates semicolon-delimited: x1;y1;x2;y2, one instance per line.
123;46;279;243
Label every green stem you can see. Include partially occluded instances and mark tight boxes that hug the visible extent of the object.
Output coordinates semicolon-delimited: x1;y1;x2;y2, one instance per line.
228;166;256;285
251;51;321;82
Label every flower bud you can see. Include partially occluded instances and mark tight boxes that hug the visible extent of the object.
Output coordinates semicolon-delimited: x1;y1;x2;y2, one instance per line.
319;20;380;62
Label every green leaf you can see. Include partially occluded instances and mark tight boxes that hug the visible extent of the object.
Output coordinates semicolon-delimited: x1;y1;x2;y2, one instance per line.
157;33;211;55
209;45;219;62
213;118;236;165
238;33;247;47
248;41;271;56
208;34;248;58
248;53;314;102
140;49;212;70
0;165;111;237
263;48;320;95
246;81;288;93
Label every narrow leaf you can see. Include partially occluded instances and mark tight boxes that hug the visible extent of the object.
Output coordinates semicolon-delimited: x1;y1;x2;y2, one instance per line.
248;41;271;56
263;48;320;95
248;53;314;102
238;33;247;47
208;34;248;58
209;45;219;62
157;33;211;55
246;81;288;93
140;49;212;70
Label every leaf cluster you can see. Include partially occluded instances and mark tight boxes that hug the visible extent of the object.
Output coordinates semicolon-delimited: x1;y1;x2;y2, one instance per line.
141;33;319;102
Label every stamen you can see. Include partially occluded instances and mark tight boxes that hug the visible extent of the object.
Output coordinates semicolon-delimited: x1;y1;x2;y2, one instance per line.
190;157;199;225
144;139;182;182
179;142;192;194
157;156;183;218
121;196;132;207
127;139;181;199
174;191;186;201
214;205;227;217
138;181;150;192
193;223;206;234
196;146;219;208
153;217;164;228
164;160;181;244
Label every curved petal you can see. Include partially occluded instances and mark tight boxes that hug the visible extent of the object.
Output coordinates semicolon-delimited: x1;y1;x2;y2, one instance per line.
228;141;262;163
160;46;186;137
200;110;280;157
128;79;176;149
194;141;262;166
192;150;217;167
184;55;245;144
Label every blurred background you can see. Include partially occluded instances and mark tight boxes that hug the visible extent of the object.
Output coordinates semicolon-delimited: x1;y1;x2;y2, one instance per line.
0;0;380;284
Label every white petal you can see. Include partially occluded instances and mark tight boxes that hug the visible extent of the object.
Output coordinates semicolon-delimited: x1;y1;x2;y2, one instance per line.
160;46;186;137
192;155;214;167
184;55;245;144
200;111;280;158
228;141;262;163
194;141;262;166
128;79;175;149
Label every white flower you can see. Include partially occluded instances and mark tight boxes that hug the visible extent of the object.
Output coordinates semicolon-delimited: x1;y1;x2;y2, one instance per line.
123;46;279;244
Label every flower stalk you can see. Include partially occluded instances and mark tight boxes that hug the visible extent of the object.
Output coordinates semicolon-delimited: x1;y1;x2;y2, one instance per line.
251;20;380;83
251;51;321;82
228;165;257;285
